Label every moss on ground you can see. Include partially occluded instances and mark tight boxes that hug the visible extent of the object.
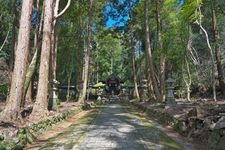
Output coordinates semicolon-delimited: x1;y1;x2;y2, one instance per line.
40;107;102;150
121;103;184;150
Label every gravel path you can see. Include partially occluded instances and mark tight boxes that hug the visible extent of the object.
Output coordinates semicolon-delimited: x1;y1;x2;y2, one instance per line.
73;104;182;150
28;104;183;150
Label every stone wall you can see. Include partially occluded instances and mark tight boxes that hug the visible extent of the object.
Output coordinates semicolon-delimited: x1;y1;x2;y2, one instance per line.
130;101;225;150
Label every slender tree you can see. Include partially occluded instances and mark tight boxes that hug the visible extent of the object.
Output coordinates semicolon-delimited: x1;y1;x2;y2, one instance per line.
195;0;216;101
183;56;192;101
80;0;93;104
156;0;165;101
49;0;71;109
22;0;43;107
30;0;54;119
10;0;17;73
132;50;140;100
144;0;161;101
211;0;225;96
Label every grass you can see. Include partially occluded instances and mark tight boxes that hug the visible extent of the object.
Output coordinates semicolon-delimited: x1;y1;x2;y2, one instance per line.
121;103;184;150
40;106;102;150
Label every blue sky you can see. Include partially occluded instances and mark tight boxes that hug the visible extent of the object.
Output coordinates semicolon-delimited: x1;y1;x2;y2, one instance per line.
106;16;129;28
104;0;135;29
105;0;184;29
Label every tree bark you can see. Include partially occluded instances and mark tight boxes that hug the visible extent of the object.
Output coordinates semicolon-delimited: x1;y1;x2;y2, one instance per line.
183;57;192;101
48;0;71;109
132;53;140;100
22;0;43;107
144;0;161;101
48;0;59;110
67;70;72;101
156;0;165;102
196;0;216;101
31;0;54;119
54;0;71;19
0;0;34;122
9;0;17;73
159;56;165;101
22;48;38;106
80;0;93;104
211;0;225;96
25;83;33;104
21;0;44;107
80;26;90;104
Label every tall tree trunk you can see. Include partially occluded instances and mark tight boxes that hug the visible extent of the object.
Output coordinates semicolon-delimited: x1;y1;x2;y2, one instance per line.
48;0;57;110
156;0;165;102
159;56;165;101
67;70;72;101
31;0;54;119
10;0;17;74
25;83;33;104
183;57;192;101
49;0;59;107
132;53;140;100
144;0;161;101
22;0;42;107
196;0;216;101
145;10;154;100
211;0;225;96
48;0;71;108
22;48;39;106
80;26;90;104
0;0;34;122
80;0;93;104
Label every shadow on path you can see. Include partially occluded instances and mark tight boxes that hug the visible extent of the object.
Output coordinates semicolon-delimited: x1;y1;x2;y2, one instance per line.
27;104;183;150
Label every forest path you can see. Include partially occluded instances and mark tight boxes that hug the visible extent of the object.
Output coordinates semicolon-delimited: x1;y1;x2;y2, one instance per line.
26;103;186;150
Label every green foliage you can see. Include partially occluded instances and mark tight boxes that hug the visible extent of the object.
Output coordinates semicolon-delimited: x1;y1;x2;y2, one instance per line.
0;141;7;150
56;1;106;87
170;118;181;128
0;141;18;150
0;84;10;96
0;0;223;109
181;0;202;22
0;51;10;60
0;0;18;61
92;30;124;81
93;82;105;88
17;128;27;146
66;95;72;101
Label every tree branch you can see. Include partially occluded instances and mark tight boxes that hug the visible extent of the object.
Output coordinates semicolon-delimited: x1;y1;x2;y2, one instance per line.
196;0;217;101
54;0;71;19
0;28;10;52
